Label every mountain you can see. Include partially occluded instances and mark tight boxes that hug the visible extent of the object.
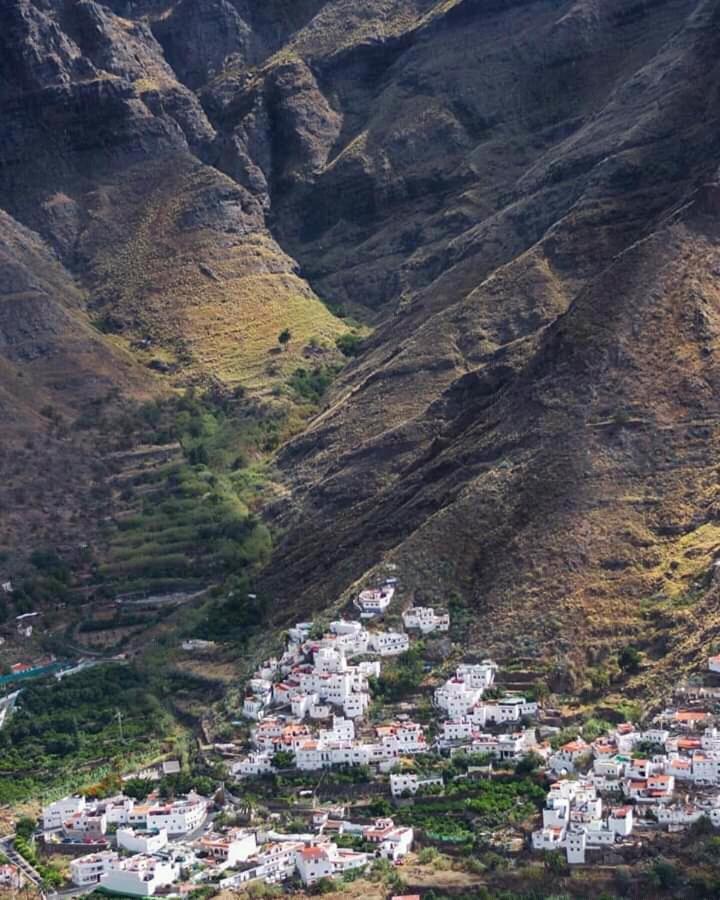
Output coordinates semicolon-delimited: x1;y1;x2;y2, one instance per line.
2;0;720;688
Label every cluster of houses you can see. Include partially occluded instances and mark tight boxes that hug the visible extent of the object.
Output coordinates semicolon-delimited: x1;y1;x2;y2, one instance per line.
220;815;413;890
433;662;546;763
43;791;208;840
232;712;430;777
241;614;412;723
232;597;555;789
232;598;451;778
57;793;414;895
532;708;720;864
532;779;634;864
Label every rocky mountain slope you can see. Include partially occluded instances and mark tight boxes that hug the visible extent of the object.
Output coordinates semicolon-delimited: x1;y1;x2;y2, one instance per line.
2;0;720;683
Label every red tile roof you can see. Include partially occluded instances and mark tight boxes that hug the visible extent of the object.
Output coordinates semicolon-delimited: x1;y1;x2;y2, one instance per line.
300;846;327;860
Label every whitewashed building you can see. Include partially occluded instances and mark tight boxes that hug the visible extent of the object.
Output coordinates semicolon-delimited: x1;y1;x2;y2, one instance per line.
99;855;178;897
294;844;367;886
368;631;410;656
70;852;118;887
389;773;444;797
354;585;395;617
43;796;86;831
146;794;206;835
116;827;168;854
402;606;450;634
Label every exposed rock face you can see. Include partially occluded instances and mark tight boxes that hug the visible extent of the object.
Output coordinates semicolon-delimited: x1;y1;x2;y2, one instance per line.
2;0;720;668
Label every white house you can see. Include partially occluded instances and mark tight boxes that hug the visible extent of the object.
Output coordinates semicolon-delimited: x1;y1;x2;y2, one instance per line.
326;716;355;742
116;827;168;854
434;678;483;719
655;804;704;830
146;794;207;835
63;810;107;840
402;606;450;634
608;806;634;837
313;647;348;675
639;728;670;747
483;697;537;724
456;662;497;690
693;752;720;783
566;828;587;864
532;825;566;851
666;756;693;780
243;695;268;720
389;773;444;797
380;825;414;862
258;841;305;882
43;796;86;831
556;739;590;765
70;852;118;887
368;631;410;657
442;720;475;743
295;844;367;886
625;773;674;802
708;654;720;674
593;756;628;779
495;732;530;760
231;751;275;778
199;829;258;866
343;691;369;719
102;795;136;825
355;586;395;617
434;663;498;719
99;855;178;897
377;721;426;755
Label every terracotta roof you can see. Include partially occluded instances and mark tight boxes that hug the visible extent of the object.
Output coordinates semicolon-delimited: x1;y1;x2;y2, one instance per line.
676;710;710;722
561;741;587;753
300;846;327;860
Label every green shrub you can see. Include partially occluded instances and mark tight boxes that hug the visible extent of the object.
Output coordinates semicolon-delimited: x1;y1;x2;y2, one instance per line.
335;333;365;357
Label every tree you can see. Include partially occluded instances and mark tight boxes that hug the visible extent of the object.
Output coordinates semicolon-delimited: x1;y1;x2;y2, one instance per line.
278;329;292;351
15;817;36;840
544;849;569;876
515;751;544;776
367;797;393;817
272;750;295;770
618;645;642;674
188;444;209;466
123;778;155;801
646;857;680;891
335;333;364;357
689;814;715;838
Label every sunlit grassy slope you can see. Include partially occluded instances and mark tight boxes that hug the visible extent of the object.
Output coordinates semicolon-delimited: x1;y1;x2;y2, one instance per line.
85;157;349;393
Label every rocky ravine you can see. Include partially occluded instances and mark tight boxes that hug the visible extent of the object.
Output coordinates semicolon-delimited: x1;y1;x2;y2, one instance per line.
2;0;720;676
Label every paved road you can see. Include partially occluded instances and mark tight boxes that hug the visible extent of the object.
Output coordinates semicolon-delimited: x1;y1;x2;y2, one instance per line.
1;834;45;893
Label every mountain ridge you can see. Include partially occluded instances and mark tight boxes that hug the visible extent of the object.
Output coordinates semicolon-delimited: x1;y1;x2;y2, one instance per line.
2;0;720;690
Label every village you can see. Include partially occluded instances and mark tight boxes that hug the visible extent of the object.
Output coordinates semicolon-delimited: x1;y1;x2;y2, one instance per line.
7;580;720;897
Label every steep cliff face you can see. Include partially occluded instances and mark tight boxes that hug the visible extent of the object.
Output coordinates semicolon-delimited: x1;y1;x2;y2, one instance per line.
2;0;720;675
